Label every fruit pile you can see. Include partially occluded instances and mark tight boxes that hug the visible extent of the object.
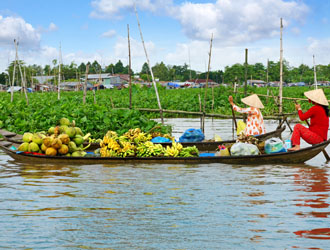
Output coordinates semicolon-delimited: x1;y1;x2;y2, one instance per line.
17;117;91;157
100;128;199;158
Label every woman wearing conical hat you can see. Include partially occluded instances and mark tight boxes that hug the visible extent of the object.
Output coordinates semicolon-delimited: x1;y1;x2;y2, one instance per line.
228;94;266;136
288;89;329;151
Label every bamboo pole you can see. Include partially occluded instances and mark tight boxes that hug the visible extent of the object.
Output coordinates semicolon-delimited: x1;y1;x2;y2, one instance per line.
58;43;62;100
14;40;29;105
279;18;283;114
83;64;89;104
10;45;17;103
93;84;96;104
198;94;202;130
211;86;214;122
243;48;248;123
266;59;269;103
202;33;213;133
313;54;317;89
135;6;164;124
127;24;132;109
17;63;29;105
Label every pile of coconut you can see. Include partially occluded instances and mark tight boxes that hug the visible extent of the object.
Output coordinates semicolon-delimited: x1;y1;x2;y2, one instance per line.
17;117;91;157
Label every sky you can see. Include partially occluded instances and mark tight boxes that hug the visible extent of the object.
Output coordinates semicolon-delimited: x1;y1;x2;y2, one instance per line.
0;0;330;75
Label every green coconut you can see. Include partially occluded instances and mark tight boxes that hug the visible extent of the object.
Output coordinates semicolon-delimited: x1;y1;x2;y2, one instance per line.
59;125;68;134
74;127;84;136
48;127;55;135
22;132;33;143
28;142;40;152
59;117;70;126
64;127;76;138
68;141;78;153
73;135;84;146
41;143;48;152
32;133;43;145
71;151;86;157
18;142;29;152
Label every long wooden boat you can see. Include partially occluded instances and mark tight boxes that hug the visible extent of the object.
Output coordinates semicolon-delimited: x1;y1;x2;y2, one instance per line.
1;138;328;165
0;126;286;151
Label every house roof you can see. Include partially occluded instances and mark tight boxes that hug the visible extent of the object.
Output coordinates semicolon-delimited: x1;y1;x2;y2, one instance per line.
87;74;111;79
247;80;265;83
194;79;215;84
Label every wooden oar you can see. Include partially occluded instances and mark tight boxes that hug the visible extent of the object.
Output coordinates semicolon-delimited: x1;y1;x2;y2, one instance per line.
295;101;330;161
230;104;238;133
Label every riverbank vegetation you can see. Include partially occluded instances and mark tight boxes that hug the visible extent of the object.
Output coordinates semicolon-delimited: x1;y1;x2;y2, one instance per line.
0;85;328;136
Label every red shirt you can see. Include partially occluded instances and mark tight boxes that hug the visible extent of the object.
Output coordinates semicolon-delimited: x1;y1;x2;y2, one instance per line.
298;105;329;141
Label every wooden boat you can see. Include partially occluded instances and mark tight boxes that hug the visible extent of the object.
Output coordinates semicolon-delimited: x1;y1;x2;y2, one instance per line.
0;126;286;151
0;137;328;165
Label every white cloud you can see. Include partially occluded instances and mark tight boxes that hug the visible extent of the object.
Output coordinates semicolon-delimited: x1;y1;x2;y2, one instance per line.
0;15;41;49
173;0;309;45
101;29;116;38
48;22;58;32
90;0;173;19
90;0;308;46
306;37;330;65
113;35;157;71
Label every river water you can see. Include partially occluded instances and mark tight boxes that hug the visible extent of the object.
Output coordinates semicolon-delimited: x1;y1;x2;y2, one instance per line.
0;118;330;249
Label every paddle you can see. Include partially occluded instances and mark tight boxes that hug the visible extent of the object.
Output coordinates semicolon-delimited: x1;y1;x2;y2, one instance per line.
295;101;330;161
230;104;238;140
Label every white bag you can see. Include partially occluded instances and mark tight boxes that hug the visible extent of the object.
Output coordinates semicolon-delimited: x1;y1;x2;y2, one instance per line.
230;142;259;156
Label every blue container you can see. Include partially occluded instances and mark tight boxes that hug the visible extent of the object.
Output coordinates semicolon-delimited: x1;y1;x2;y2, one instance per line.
285;140;292;149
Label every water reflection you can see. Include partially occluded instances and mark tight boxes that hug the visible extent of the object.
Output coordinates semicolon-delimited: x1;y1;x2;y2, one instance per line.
19;164;79;179
293;166;330;240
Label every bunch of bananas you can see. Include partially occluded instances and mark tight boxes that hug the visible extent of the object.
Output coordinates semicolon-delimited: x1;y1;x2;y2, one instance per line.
179;146;199;157
136;141;164;157
122;128;151;144
99;128;199;158
100;130;134;157
164;142;183;157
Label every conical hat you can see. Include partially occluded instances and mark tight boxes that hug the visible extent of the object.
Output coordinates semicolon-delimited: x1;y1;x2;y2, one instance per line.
241;94;264;109
304;89;328;106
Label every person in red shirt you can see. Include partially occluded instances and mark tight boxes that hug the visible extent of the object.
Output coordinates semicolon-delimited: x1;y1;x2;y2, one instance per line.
289;89;329;151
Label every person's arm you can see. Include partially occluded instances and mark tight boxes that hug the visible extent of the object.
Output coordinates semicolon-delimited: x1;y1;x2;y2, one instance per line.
232;104;257;115
298;106;316;121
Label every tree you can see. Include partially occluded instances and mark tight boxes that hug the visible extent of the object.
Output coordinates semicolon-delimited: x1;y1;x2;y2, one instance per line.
0;72;7;84
87;60;101;74
78;63;86;74
152;62;169;81
223;63;245;83
105;63;115;74
141;62;149;74
114;60;124;74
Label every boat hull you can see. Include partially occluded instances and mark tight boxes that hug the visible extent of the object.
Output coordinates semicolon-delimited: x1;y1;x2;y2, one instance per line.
1;138;328;165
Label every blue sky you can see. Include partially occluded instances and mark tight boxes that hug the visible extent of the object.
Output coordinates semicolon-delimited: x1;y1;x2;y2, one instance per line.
0;0;330;74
